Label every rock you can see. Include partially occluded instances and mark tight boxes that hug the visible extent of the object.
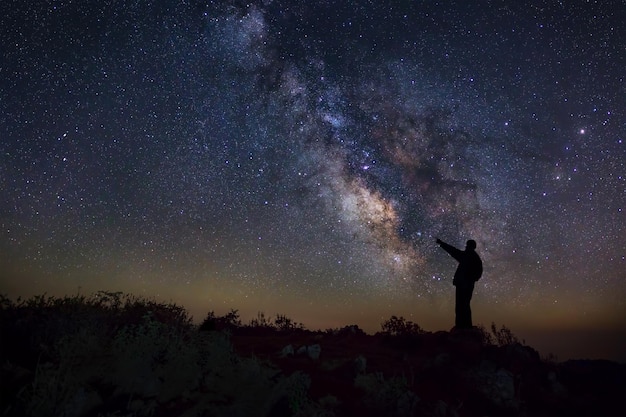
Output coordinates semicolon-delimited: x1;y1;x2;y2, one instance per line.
307;344;321;360
432;400;459;417
280;344;294;357
354;355;367;374
547;371;567;397
293;344;321;359
450;326;484;342
490;368;516;408
397;390;420;416
502;342;541;374
469;360;518;411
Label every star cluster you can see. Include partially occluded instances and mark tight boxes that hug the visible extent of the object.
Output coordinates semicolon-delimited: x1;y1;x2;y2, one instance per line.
1;0;624;360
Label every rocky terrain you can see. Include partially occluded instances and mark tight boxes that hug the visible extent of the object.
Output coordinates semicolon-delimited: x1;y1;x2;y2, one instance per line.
1;293;624;416
226;323;626;416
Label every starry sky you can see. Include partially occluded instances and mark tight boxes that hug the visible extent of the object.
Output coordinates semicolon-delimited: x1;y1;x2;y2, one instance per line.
1;0;625;361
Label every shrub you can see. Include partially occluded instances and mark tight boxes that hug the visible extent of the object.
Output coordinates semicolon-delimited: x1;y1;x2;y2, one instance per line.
199;309;242;331
190;332;315;417
474;324;495;345
273;314;304;332
0;292;197;415
380;316;424;337
249;311;273;328
198;310;218;331
1;292;322;417
490;322;523;346
246;312;304;331
106;311;200;402
355;372;419;416
222;309;243;327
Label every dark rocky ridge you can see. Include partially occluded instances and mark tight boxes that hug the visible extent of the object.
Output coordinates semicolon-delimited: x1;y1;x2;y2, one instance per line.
1;294;624;416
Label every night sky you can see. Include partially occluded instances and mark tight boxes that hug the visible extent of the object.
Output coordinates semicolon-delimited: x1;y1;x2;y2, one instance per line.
1;1;625;361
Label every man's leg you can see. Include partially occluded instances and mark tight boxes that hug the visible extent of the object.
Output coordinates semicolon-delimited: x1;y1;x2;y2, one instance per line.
465;293;473;328
456;286;473;328
455;286;464;328
464;285;474;328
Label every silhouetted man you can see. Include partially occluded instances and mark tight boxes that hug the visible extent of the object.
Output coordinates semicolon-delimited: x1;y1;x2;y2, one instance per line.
436;238;483;329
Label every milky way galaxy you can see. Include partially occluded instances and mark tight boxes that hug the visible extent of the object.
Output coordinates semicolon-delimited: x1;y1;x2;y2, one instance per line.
1;1;625;360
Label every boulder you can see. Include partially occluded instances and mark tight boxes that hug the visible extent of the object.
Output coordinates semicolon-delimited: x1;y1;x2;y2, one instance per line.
307;344;321;360
280;344;294;358
354;355;367;374
547;371;567;397
468;360;519;412
502;342;541;374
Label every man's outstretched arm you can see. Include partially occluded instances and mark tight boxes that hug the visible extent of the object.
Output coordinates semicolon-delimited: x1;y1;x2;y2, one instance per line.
436;238;463;262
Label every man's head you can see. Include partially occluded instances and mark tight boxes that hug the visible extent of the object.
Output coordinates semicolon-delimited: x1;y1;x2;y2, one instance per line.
466;240;477;250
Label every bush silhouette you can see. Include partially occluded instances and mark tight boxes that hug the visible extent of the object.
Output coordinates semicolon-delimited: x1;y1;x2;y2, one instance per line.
490;322;523;346
380;315;424;337
0;292;316;417
199;309;242;331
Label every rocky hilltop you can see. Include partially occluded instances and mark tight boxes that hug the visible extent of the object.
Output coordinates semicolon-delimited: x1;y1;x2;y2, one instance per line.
1;293;624;416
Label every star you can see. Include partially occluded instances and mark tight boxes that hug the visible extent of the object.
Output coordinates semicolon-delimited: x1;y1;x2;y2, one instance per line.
0;0;624;361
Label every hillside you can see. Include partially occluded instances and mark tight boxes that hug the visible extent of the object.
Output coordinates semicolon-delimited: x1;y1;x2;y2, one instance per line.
1;292;624;416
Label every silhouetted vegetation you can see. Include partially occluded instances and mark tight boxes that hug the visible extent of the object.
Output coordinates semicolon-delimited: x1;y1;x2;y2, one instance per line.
490;322;524;346
200;309;305;333
198;308;242;331
379;315;424;337
325;324;367;336
1;293;623;417
0;292;314;417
